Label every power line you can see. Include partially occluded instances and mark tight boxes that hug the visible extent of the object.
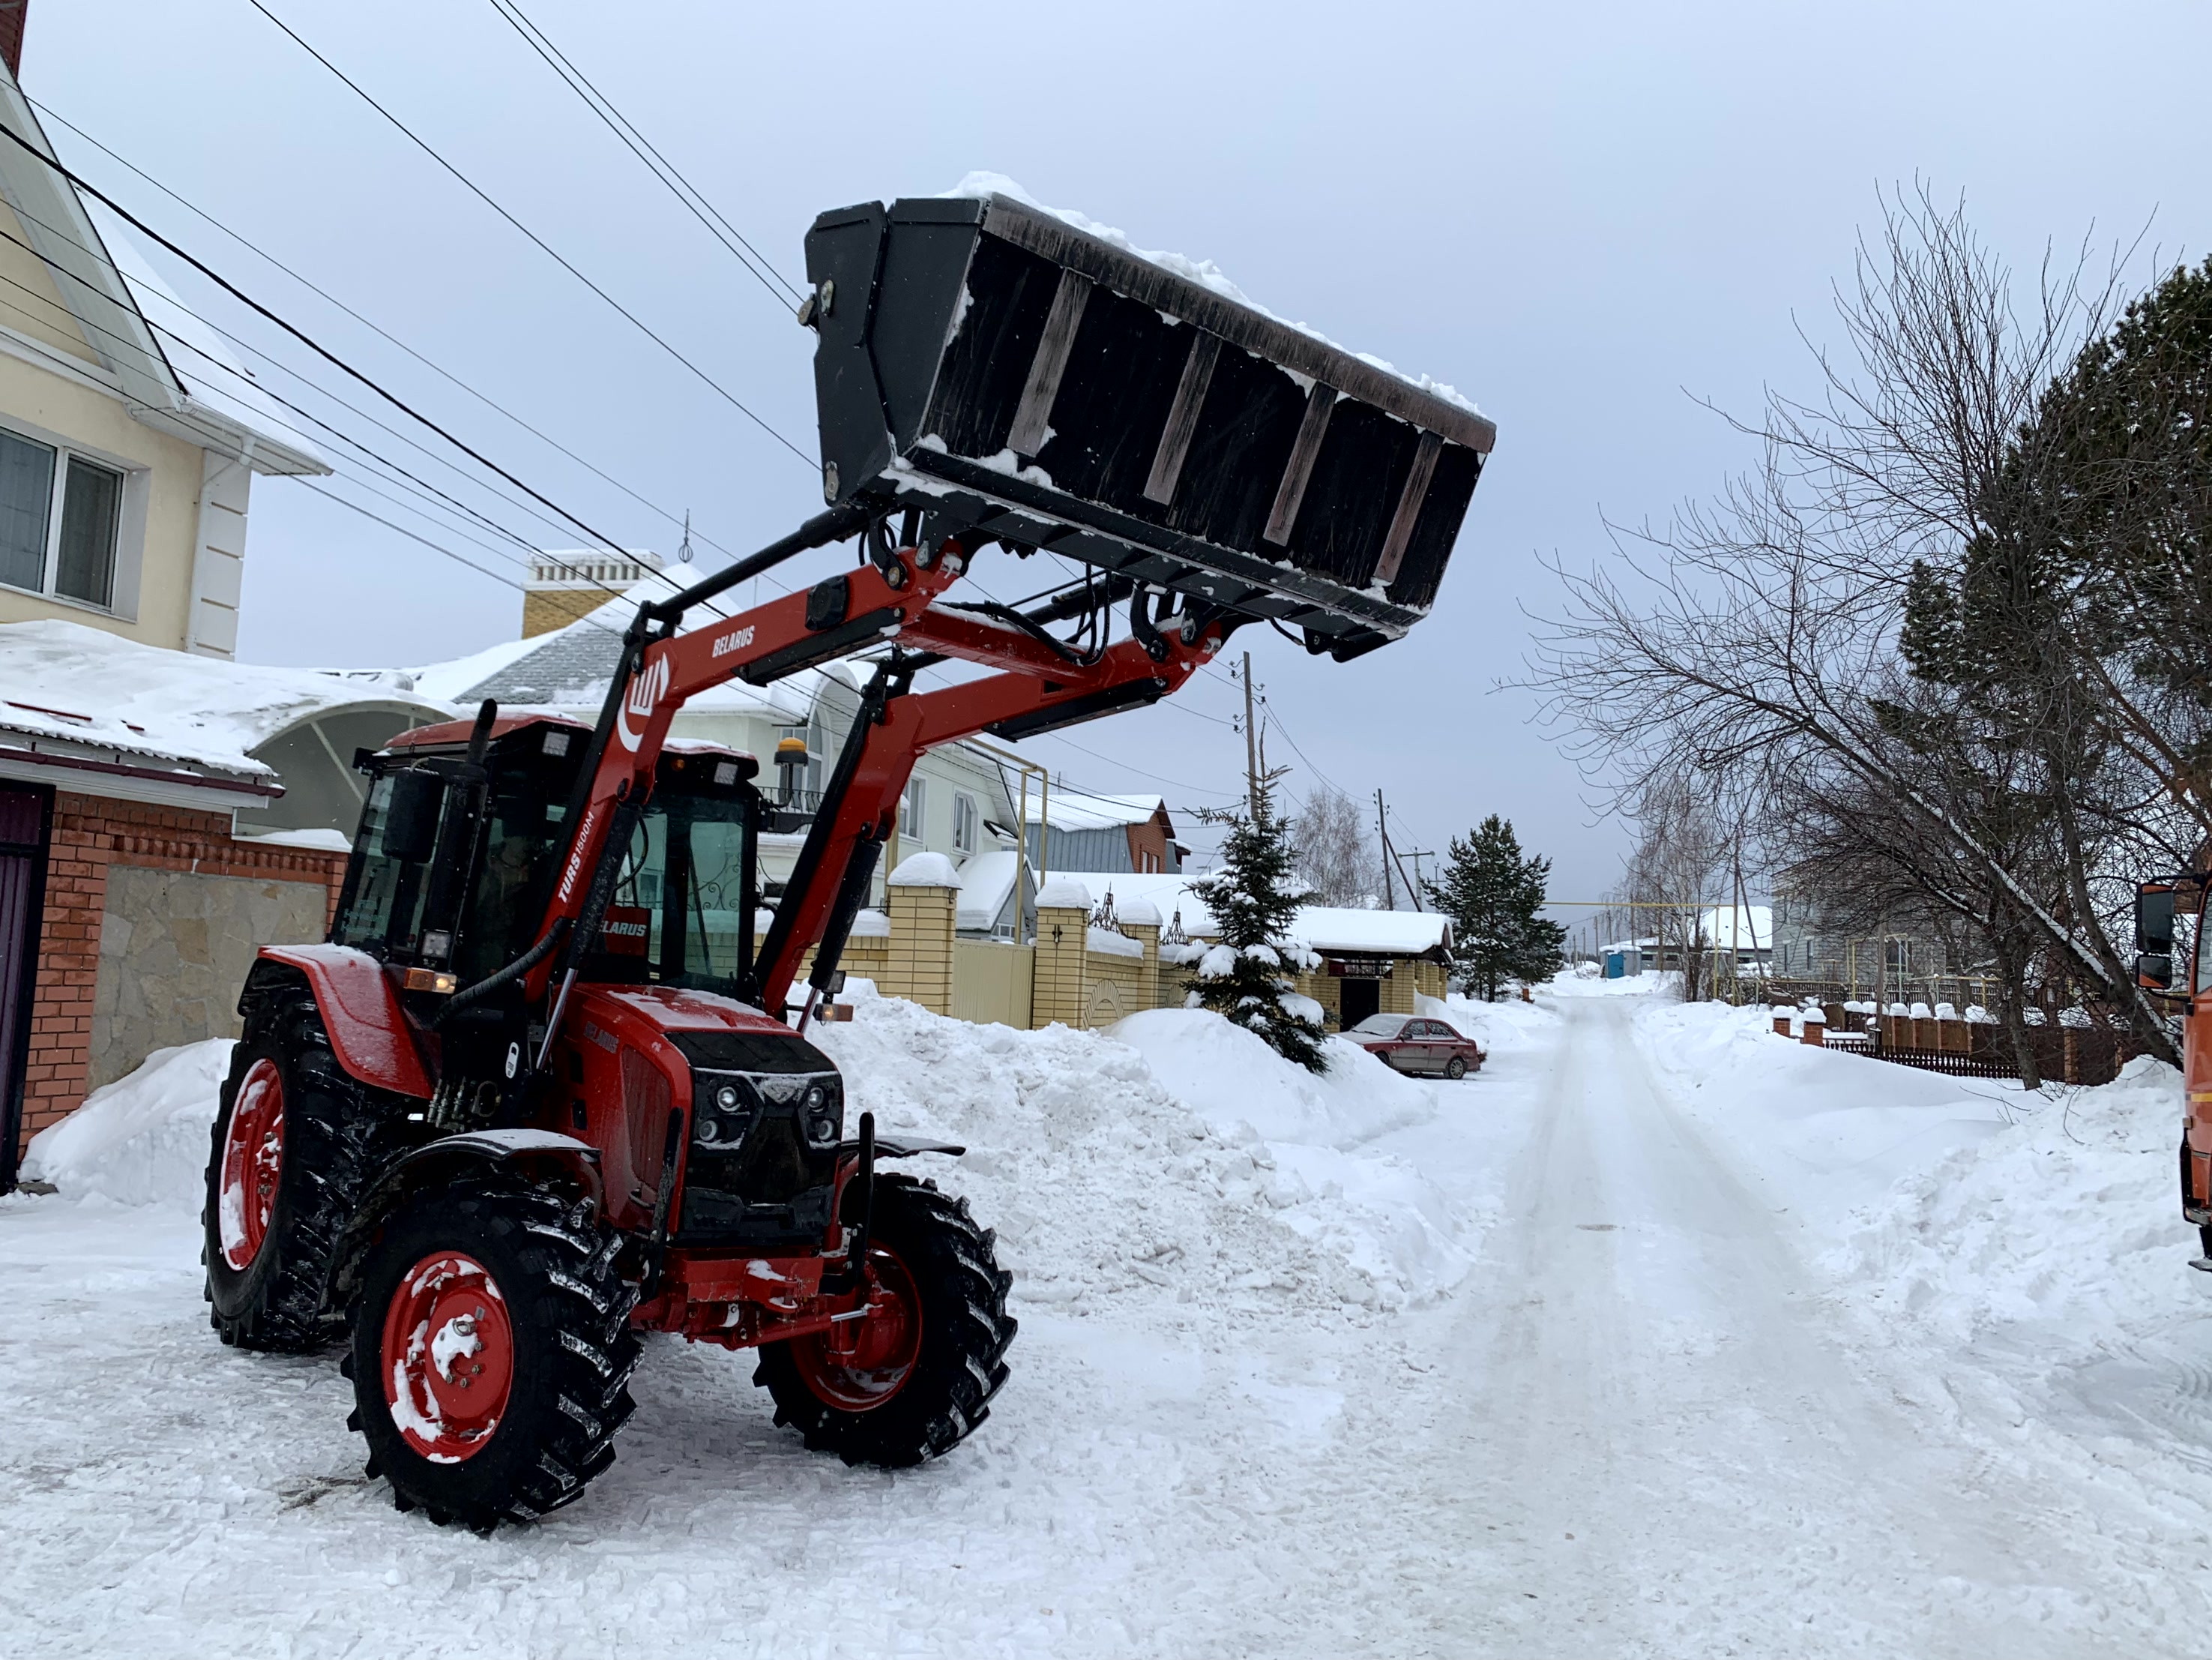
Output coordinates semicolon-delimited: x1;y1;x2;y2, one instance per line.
28;94;802;607
482;0;805;310
0;115;650;574
243;0;812;465
0;171;653;616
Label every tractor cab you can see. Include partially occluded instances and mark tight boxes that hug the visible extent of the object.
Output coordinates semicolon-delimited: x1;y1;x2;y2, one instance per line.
335;714;766;1004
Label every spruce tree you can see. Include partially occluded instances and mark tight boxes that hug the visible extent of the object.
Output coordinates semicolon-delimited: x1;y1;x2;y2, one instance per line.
1185;774;1328;1071
1427;815;1567;1000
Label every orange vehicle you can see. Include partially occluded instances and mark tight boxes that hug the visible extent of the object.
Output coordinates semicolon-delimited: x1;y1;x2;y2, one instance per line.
2138;878;2212;1266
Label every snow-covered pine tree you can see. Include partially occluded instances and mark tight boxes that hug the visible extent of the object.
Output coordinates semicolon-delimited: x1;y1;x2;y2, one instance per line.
1186;774;1327;1071
1428;815;1567;1000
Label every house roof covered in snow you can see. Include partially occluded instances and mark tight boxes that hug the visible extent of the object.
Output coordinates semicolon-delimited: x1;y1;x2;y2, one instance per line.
0;69;327;476
0;619;447;790
1292;906;1453;957
1033;790;1171;832
415;597;865;723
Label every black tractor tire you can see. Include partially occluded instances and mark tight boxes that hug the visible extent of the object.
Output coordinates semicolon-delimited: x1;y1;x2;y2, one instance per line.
754;1173;1016;1469
202;985;387;1352
1445;1056;1468;1080
346;1179;639;1532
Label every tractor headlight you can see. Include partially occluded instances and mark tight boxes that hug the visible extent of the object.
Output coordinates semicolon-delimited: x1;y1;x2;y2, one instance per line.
803;1080;840;1147
715;1083;743;1112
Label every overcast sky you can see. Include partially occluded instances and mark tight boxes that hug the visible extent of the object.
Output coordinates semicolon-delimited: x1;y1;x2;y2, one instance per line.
19;1;2212;924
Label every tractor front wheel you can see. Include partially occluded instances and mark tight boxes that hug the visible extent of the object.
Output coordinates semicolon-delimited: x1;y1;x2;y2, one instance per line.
755;1173;1016;1468
346;1180;638;1530
202;987;386;1351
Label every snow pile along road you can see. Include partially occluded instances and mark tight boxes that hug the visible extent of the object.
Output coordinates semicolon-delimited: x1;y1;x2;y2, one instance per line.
1832;1055;2191;1340
19;1039;233;1206
816;993;1465;1312
1105;1008;1472;1305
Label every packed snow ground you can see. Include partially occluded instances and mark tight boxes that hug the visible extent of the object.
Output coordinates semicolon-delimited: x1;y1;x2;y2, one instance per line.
7;980;2212;1656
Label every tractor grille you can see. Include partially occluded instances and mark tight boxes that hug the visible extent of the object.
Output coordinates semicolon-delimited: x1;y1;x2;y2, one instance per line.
669;1030;843;1245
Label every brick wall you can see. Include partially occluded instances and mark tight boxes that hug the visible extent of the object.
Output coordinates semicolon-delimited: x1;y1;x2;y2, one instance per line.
15;791;349;1157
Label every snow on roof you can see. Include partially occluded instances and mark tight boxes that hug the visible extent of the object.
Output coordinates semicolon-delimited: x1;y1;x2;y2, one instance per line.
95;208;329;473
956;849;1024;933
1702;906;1774;949
423;598;857;725
1292;906;1452;956
0;619;450;778
941;173;1484;418
1034;790;1168;832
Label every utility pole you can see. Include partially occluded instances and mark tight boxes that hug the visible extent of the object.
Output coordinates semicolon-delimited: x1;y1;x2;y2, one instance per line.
1241;652;1260;817
1376;788;1393;909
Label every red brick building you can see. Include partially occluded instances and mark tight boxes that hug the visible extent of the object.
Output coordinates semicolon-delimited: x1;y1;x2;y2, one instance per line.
0;622;443;1185
4;790;348;1158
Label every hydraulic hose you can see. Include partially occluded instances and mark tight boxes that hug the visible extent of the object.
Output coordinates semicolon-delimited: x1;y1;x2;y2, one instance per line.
428;918;570;1028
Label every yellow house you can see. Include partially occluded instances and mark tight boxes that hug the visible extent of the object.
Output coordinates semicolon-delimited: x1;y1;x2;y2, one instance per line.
0;47;326;658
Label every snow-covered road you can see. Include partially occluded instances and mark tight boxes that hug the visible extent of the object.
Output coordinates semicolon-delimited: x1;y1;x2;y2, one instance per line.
1386;997;2212;1656
7;987;2212;1657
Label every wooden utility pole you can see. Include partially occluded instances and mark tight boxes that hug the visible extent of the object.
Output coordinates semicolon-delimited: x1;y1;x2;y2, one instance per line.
1241;651;1259;816
1376;788;1393;909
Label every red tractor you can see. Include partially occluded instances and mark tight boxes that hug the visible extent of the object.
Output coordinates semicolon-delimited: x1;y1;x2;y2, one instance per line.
201;190;1493;1528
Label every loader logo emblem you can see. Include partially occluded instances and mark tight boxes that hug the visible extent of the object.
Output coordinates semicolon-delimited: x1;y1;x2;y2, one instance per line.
615;654;672;752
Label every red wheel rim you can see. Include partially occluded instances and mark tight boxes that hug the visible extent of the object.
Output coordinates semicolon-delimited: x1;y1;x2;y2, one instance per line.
217;1057;286;1270
380;1252;516;1462
792;1245;924;1412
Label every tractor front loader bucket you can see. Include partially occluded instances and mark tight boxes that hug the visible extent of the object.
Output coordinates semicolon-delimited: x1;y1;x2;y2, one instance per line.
803;192;1495;660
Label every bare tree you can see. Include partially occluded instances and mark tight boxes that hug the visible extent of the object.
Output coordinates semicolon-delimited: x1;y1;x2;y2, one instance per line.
1527;187;2185;1062
1292;784;1380;906
1621;775;1730;1000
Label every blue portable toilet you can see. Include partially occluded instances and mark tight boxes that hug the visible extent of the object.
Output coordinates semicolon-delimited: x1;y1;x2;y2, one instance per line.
1604;950;1627;978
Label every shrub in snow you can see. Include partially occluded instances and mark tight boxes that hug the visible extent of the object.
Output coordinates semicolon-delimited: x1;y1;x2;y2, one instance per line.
1185;777;1327;1072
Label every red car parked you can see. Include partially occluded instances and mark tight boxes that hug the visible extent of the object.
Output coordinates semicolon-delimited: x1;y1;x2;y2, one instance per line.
1348;1014;1486;1078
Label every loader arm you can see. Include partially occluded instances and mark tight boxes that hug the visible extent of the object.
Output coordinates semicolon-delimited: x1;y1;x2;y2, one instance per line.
522;526;1222;1034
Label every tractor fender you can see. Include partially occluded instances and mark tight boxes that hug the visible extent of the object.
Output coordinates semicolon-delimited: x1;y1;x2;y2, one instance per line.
251;945;434;1099
328;1131;605;1312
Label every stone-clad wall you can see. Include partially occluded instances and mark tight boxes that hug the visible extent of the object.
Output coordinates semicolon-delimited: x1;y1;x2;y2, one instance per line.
91;867;330;1090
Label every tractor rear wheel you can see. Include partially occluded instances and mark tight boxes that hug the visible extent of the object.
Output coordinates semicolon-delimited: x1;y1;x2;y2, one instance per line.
202;987;385;1352
346;1179;638;1531
754;1173;1016;1468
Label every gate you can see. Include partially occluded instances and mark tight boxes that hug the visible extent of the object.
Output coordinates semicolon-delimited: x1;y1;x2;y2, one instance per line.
0;785;51;1191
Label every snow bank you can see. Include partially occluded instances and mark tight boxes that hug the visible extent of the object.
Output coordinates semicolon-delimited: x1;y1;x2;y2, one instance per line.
1106;1008;1468;1304
1830;1056;2193;1340
812;993;1468;1310
20;996;1467;1314
1632;1000;2006;1228
1436;991;1560;1056
19;1041;232;1206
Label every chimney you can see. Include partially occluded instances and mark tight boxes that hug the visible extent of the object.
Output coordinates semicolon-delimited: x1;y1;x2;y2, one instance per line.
0;2;24;81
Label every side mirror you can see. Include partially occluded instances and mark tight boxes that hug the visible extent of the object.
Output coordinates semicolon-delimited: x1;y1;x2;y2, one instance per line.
382;769;446;864
2137;884;2177;954
2138;952;2174;991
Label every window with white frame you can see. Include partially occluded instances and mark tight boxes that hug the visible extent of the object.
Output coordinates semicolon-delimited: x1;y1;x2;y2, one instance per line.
0;427;125;610
901;776;926;840
953;791;978;854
